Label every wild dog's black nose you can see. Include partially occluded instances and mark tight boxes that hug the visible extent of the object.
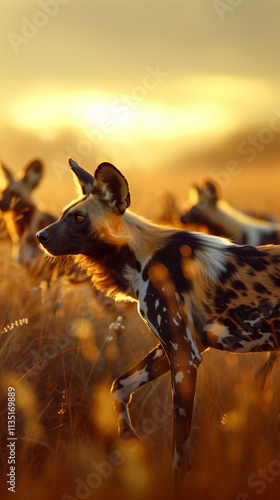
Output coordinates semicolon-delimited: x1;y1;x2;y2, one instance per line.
36;230;50;244
180;214;189;224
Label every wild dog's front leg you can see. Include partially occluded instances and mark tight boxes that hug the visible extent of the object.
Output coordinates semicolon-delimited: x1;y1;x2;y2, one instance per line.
254;352;278;389
166;340;201;490
111;344;170;441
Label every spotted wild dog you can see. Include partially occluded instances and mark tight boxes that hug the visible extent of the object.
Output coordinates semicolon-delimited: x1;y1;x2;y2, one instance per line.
37;159;280;492
0;159;56;265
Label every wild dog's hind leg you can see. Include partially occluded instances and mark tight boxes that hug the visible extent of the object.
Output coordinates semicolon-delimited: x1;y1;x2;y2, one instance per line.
111;344;170;441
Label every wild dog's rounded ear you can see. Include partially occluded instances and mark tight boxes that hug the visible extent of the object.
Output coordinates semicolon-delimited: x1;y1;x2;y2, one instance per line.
21;159;43;190
204;181;218;204
0;160;14;185
69;158;95;196
94;162;130;214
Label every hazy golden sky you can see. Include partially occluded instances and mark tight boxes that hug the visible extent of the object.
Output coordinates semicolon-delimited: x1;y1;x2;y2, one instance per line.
1;0;280;170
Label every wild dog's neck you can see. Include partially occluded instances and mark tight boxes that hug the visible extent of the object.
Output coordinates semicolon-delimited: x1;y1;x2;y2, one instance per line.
91;209;176;260
75;240;141;301
75;210;176;301
121;210;176;260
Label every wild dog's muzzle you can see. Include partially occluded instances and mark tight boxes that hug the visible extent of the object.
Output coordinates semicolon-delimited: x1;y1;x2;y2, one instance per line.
36;223;88;256
36;226;62;255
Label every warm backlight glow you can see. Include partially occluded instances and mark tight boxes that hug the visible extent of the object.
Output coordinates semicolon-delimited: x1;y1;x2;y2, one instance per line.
7;75;279;165
10;91;230;140
9;77;261;143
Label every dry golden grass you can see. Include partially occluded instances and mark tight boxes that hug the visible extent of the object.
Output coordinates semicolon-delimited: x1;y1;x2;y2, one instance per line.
1;162;280;500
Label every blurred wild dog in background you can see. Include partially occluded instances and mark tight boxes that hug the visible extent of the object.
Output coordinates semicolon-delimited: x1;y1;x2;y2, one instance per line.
0;159;55;265
181;180;280;246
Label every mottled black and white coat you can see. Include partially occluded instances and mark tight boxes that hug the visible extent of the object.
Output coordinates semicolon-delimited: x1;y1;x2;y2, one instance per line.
37;160;280;492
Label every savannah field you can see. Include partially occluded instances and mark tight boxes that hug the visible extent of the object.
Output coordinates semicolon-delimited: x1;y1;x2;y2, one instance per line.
1;139;280;500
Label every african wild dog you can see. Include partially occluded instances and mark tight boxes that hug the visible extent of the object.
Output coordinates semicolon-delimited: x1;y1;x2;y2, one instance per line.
0;159;56;264
181;180;280;246
37;159;280;491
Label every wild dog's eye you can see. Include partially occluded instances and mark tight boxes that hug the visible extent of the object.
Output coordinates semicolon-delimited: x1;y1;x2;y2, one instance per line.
76;214;85;222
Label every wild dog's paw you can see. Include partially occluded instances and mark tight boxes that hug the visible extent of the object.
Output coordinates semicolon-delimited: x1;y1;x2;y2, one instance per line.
118;427;140;446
